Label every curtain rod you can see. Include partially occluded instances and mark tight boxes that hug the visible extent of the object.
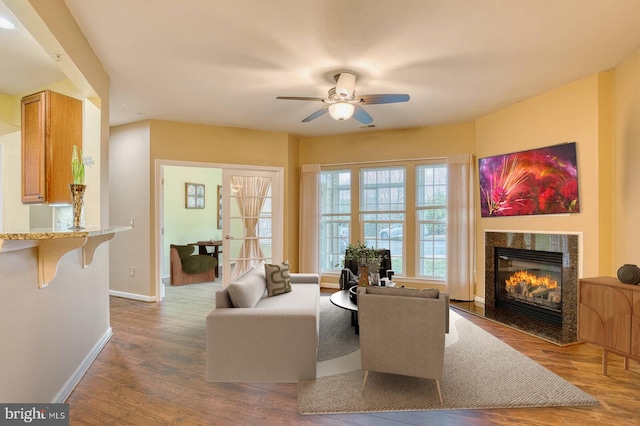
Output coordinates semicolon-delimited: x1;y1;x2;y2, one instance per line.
321;156;447;167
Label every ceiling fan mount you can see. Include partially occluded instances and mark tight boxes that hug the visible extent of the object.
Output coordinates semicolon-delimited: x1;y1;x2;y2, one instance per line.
325;87;354;103
277;71;409;124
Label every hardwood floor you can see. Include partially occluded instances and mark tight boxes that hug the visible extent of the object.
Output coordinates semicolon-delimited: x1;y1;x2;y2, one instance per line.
68;283;640;425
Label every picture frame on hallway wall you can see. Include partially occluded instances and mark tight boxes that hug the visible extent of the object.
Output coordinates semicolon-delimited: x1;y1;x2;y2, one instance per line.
186;182;205;209
478;142;580;217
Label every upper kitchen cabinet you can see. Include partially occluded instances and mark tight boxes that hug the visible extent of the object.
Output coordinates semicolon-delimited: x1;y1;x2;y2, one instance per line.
21;90;82;204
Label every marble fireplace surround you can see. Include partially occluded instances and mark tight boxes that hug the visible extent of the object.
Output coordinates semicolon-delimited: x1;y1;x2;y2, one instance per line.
484;231;581;345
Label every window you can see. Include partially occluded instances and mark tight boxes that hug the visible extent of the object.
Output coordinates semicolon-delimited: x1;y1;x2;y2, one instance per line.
319;170;350;271
360;166;405;274
318;161;448;281
416;164;447;278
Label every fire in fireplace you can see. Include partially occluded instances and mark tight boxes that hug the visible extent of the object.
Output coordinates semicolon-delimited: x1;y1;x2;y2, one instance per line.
495;247;563;326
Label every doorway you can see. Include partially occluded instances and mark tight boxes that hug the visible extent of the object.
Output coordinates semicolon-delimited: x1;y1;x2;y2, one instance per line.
156;160;284;301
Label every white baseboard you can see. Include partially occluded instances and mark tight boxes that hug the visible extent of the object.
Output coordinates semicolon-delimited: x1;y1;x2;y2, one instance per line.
53;327;113;403
475;296;485;304
109;289;156;302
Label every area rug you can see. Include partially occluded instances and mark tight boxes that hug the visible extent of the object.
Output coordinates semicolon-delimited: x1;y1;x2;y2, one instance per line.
317;294;359;362
300;309;598;414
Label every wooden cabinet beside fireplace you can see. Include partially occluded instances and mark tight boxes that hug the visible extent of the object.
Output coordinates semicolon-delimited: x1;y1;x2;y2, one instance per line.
578;276;640;374
21;90;82;204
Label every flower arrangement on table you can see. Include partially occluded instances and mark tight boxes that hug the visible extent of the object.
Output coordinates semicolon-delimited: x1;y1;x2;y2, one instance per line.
343;241;385;286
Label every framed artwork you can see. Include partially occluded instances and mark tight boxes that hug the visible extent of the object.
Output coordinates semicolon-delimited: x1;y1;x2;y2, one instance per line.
478;142;580;217
217;185;222;229
185;182;205;209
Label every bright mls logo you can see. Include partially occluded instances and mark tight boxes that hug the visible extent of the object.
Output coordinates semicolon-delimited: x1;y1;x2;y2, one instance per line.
1;404;68;425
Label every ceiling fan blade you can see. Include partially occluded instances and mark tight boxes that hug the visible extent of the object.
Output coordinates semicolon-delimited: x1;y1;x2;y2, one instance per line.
352;105;373;125
358;94;410;105
302;107;329;122
276;96;325;101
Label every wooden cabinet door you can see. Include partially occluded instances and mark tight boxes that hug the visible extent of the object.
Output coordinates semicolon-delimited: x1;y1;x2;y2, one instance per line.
46;91;82;204
21;90;82;204
578;280;633;353
21;92;47;203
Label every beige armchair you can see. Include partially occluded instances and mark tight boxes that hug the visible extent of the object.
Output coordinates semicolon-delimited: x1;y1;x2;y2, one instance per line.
357;286;448;404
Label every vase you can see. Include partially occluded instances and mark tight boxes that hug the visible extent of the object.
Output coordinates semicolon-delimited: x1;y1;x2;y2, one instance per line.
358;265;369;287
68;183;86;230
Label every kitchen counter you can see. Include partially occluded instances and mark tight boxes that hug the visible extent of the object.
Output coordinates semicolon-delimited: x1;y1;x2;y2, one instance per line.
0;225;132;288
0;225;131;241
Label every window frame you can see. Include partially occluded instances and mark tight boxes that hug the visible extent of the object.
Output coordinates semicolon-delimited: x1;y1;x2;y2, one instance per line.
319;169;351;273
415;163;448;280
359;165;406;275
318;159;447;283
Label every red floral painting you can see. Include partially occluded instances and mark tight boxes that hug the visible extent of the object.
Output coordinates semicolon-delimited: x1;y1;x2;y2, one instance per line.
479;142;580;217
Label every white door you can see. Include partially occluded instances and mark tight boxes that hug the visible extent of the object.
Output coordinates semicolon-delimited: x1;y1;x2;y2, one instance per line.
222;168;283;284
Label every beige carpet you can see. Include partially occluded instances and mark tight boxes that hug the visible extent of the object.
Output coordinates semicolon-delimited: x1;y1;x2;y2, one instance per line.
317;295;359;362
299;310;598;414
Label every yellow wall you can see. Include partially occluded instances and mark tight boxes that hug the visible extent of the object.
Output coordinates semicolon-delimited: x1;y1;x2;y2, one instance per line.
597;71;614;274
614;46;640;268
475;73;613;300
0;94;19;135
0;131;28;230
299;124;476;164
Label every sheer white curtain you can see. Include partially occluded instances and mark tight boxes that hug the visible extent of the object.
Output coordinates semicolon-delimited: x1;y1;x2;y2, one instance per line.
299;164;320;273
446;154;475;301
230;175;271;280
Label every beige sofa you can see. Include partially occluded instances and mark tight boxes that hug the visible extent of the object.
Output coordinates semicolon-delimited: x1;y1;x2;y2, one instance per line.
206;263;320;382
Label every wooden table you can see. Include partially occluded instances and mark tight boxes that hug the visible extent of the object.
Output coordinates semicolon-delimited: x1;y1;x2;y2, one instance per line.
189;240;222;277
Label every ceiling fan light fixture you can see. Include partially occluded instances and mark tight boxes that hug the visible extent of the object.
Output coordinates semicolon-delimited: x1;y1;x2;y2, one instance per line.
328;102;355;121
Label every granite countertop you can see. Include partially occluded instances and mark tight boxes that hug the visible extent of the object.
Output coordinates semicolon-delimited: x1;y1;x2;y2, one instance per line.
0;225;132;240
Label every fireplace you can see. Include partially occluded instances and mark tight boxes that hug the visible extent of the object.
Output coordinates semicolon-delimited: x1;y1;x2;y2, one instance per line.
483;231;580;345
495;247;563;326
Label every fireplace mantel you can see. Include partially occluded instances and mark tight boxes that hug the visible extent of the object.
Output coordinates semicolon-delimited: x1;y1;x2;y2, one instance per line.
484;231;581;345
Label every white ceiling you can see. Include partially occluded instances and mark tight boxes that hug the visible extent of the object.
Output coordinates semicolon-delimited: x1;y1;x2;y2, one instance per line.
4;1;640;137
0;1;65;95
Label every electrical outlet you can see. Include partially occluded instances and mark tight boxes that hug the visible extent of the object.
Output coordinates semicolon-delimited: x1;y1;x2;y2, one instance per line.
130;218;135;227
129;267;135;277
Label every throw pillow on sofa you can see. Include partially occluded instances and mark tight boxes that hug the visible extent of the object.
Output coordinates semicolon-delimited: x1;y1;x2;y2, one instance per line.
227;261;267;308
264;261;292;296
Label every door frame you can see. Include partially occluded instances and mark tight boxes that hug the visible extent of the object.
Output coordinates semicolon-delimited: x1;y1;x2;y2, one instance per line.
154;159;284;301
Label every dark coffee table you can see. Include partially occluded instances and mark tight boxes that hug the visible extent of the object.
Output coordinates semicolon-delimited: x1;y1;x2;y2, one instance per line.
330;290;359;334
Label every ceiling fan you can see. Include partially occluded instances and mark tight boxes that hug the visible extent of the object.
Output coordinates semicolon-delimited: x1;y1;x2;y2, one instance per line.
276;72;410;124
